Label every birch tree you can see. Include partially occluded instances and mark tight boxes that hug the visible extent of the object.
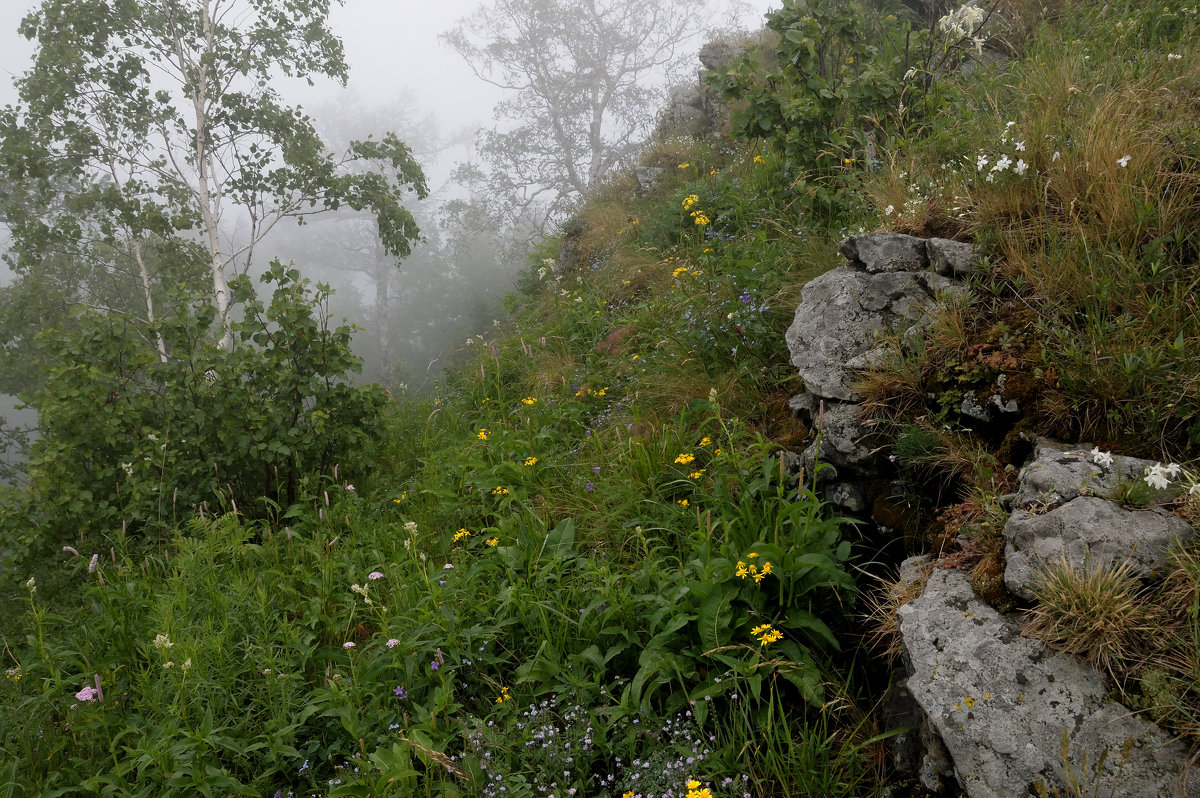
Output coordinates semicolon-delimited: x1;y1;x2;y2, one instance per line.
443;0;703;229
0;0;427;353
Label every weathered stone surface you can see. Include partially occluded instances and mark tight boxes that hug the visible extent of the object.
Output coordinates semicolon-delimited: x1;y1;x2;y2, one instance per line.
634;166;667;194
1014;443;1156;509
1004;497;1194;599
698;39;743;71
785;265;962;401
899;565;1200;798
800;401;874;473
838;232;929;273
927;237;979;277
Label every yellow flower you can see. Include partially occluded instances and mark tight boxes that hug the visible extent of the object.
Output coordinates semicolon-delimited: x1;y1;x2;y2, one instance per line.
496;686;512;703
709;169;719;176
491;486;509;496
624;793;635;798
597;387;608;396
524;456;538;467
677;499;689;507
691;212;710;226
754;624;782;645
521;397;538;405
486;537;499;546
673;266;689;278
453;528;472;542
478;428;489;440
689;470;705;479
735;561;748;578
692;789;712;798
681;193;699;209
753;569;767;583
678;162;690;169
761;561;773;575
699;436;711;447
674;453;696;465
747;552;758;559
753;155;765;164
687;782;701;791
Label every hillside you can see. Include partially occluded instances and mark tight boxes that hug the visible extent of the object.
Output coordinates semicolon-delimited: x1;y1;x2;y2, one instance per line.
3;0;1200;795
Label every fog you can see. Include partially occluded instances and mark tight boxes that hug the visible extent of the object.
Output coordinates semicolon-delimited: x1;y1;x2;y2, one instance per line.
0;0;778;467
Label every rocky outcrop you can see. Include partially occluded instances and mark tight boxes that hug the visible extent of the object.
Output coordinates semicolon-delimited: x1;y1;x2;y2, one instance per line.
899;559;1200;798
785;232;978;510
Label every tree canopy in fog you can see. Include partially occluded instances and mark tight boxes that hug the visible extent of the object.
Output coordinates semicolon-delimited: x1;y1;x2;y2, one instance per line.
443;0;702;229
0;0;427;354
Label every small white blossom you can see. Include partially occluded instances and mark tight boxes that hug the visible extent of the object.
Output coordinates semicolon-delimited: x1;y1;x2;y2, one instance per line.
1090;447;1114;468
153;634;173;650
1014;140;1026;151
1014;159;1028;176
976;154;989;171
1052;151;1061;161
1118;155;1131;168
884;204;895;216
993;154;1013;172
1144;464;1172;490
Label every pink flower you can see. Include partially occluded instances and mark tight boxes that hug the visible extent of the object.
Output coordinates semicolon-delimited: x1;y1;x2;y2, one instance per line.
62;546;80;557
345;484;355;492
386;638;400;648
75;686;99;702
343;641;356;649
368;571;384;581
88;554;99;573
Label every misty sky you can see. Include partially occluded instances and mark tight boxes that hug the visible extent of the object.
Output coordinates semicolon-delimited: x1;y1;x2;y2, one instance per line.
0;1;778;137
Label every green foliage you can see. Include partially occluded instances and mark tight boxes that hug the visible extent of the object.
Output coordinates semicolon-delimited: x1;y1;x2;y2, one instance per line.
2;263;385;575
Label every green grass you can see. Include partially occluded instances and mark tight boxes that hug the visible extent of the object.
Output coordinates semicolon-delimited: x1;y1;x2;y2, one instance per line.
5;0;1200;794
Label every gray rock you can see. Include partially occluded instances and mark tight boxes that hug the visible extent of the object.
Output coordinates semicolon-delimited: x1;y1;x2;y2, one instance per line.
786;266;963;401
839;233;929;273
1014;443;1156;509
698;39;744;72
1004;497;1194;600
800;401;875;475
927;238;980;277
899;566;1200;798
634;166;667;194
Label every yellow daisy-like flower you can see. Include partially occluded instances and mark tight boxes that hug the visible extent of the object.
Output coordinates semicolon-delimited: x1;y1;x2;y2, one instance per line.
495;686;512;703
753;624;783;645
753;569;767;583
753;155;765;164
597;387;608;396
453;528;471;542
486;537;499;546
747;552;759;559
672;266;689;278
521;397;538;405
761;561;773;575
735;561;748;578
491;486;509;496
478;428;489;441
699;436;711;447
681;193;699;209
677;499;689;507
687;782;701;791
674;453;695;465
692;789;712;798
678;162;690;169
524;456;538;467
689;470;705;479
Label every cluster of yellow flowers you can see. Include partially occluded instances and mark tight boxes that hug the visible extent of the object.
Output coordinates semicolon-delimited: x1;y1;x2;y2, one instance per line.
491;486;509;496
674;453;696;465
753;155;766;164
486;537;500;546
521;396;538;406
752;623;783;646
524;456;538;467
495;686;512;704
453;528;472;543
686;779;713;798
735;553;775;584
672;265;690;278
688;470;705;479
478;428;489;441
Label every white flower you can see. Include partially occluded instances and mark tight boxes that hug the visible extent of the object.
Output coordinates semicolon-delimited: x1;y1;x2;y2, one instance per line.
1014;159;1028;176
1090;447;1114;468
1052;151;1061;161
343;641;356;649
1168;53;1182;60
976;154;989;171
1189;483;1200;496
203;369;219;383
1014;140;1026;152
1165;463;1183;478
884;204;895;216
153;634;173;650
386;638;401;648
1144;464;1172;490
993;154;1012;172
403;521;418;535
182;659;191;672
1117;155;1131;168
163;661;174;669
345;484;355;492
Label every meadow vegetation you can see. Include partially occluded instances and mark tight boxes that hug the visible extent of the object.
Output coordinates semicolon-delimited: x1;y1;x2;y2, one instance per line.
4;0;1200;795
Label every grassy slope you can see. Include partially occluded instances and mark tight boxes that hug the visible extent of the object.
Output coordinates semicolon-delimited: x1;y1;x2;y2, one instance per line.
4;0;1200;795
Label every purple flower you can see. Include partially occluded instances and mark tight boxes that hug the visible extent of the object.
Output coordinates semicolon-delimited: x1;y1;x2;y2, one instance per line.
431;660;440;671
438;580;446;586
592;466;601;474
62;546;80;557
740;294;751;303
386;638;400;648
586;482;594;491
345;484;355;492
393;685;408;698
88;553;99;573
75;686;99;702
343;641;355;649
368;571;384;580
443;563;454;570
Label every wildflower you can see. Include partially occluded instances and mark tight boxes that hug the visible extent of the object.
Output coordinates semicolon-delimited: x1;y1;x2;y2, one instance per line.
491;486;509;496
747;552;759;559
1052;151;1061;161
163;661;174;669
884;204;894;216
453;528;472;542
753;624;783;646
524;456;538;467
1090;447;1114;468
496;686;512;703
404;520;418;534
368;571;384;580
976;154;989;171
674;453;696;465
753;155;765;164
1169;53;1182;60
486;537;499;546
1014;159;1028;176
430;660;440;672
678;163;690;169
24;576;35;593
88;554;99;573
678;499;689;507
691;212;710;226
521;397;538;405
681;194;699;210
993;154;1012;172
182;659;191;672
444;563;454;570
673;266;689;278
393;685;408;698
586;481;595;491
735;561;748;578
75;686;100;702
689;470;705;479
387;638;401;648
592;466;602;474
478;428;489;440
1118;155;1131;168
153;634;173;650
345;484;355;492
1144;463;1174;490
761;561;774;576
343;641;356;649
1014;140;1025;152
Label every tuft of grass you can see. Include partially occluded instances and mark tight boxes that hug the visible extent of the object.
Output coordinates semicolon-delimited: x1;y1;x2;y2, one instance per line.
1024;557;1159;682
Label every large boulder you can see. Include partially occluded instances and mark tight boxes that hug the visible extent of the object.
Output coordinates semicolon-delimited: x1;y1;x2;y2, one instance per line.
1004;497;1194;600
899;561;1200;798
785;265;962;402
1013;442;1156;509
